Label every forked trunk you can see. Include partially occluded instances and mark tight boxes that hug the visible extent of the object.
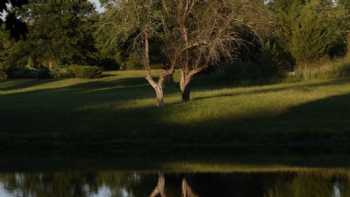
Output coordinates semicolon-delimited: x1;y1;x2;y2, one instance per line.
150;174;166;197
180;71;192;102
146;72;171;107
143;29;167;107
154;85;165;107
182;178;198;197
181;82;191;102
146;77;165;107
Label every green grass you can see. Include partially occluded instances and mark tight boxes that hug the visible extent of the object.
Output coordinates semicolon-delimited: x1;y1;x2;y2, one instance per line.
1;70;350;153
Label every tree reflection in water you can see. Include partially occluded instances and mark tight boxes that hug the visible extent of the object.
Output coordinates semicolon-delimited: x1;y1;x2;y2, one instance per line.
0;171;348;197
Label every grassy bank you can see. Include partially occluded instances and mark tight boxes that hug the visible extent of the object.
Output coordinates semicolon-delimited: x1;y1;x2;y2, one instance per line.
1;70;350;153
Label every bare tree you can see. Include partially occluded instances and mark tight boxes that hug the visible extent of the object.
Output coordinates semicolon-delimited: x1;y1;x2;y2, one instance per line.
160;0;243;101
99;0;248;104
98;0;175;107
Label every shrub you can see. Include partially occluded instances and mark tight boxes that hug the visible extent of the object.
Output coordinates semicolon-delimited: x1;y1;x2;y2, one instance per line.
261;36;295;72
0;70;7;81
273;0;348;63
96;58;121;71
124;56;143;70
285;58;350;81
7;66;51;79
68;65;103;79
201;60;283;86
36;67;52;79
6;65;103;79
50;66;74;78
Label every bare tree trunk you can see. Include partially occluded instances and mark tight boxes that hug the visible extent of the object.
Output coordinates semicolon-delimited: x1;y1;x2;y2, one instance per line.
180;67;205;102
143;29;164;107
146;75;165;107
146;68;174;107
143;28;176;107
182;178;198;197
150;174;166;197
180;70;192;102
155;85;165;107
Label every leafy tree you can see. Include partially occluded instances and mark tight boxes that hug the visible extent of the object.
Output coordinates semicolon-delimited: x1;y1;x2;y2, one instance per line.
6;0;98;69
338;0;350;9
0;29;11;70
0;0;28;39
266;174;334;197
270;0;349;64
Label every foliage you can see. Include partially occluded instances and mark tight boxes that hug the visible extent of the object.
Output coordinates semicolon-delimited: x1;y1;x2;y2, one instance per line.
7;66;51;79
124;54;144;70
201;60;282;87
270;0;349;63
261;36;295;71
286;58;350;81
67;65;103;79
5;64;103;79
0;70;7;81
5;0;98;68
95;0;164;68
0;0;28;40
2;0;350;86
338;0;350;9
50;66;75;78
0;29;12;70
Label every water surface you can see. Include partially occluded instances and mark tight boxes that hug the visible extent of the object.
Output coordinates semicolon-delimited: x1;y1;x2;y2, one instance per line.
0;170;348;197
1;153;349;197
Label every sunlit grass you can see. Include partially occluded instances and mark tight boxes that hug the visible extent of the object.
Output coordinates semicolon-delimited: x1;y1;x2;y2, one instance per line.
159;162;350;174
1;70;350;152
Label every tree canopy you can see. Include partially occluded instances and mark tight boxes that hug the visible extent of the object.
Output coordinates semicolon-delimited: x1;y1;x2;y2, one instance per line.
0;0;28;40
3;0;99;68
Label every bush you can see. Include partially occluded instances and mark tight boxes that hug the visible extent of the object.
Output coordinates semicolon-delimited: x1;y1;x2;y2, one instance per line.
124;56;143;70
50;66;75;79
285;58;350;81
261;37;295;72
96;58;120;71
201;60;283;86
273;0;348;63
50;65;103;79
67;65;103;79
7;66;51;79
0;70;7;81
6;65;103;79
36;67;52;79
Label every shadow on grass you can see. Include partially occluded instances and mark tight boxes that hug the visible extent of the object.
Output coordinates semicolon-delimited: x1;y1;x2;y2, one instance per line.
193;78;350;101
0;79;63;91
0;76;174;108
1;77;350;155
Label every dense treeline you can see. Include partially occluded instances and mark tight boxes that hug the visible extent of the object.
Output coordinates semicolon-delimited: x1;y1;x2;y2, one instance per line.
0;0;350;81
0;0;119;79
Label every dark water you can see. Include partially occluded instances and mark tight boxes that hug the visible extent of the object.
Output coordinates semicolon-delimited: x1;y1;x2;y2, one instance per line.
0;170;348;197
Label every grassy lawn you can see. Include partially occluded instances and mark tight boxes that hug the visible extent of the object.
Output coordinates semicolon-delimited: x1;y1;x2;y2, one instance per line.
1;70;350;153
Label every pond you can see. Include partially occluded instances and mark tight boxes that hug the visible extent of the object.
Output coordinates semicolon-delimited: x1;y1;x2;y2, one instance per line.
0;170;348;197
0;153;349;197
